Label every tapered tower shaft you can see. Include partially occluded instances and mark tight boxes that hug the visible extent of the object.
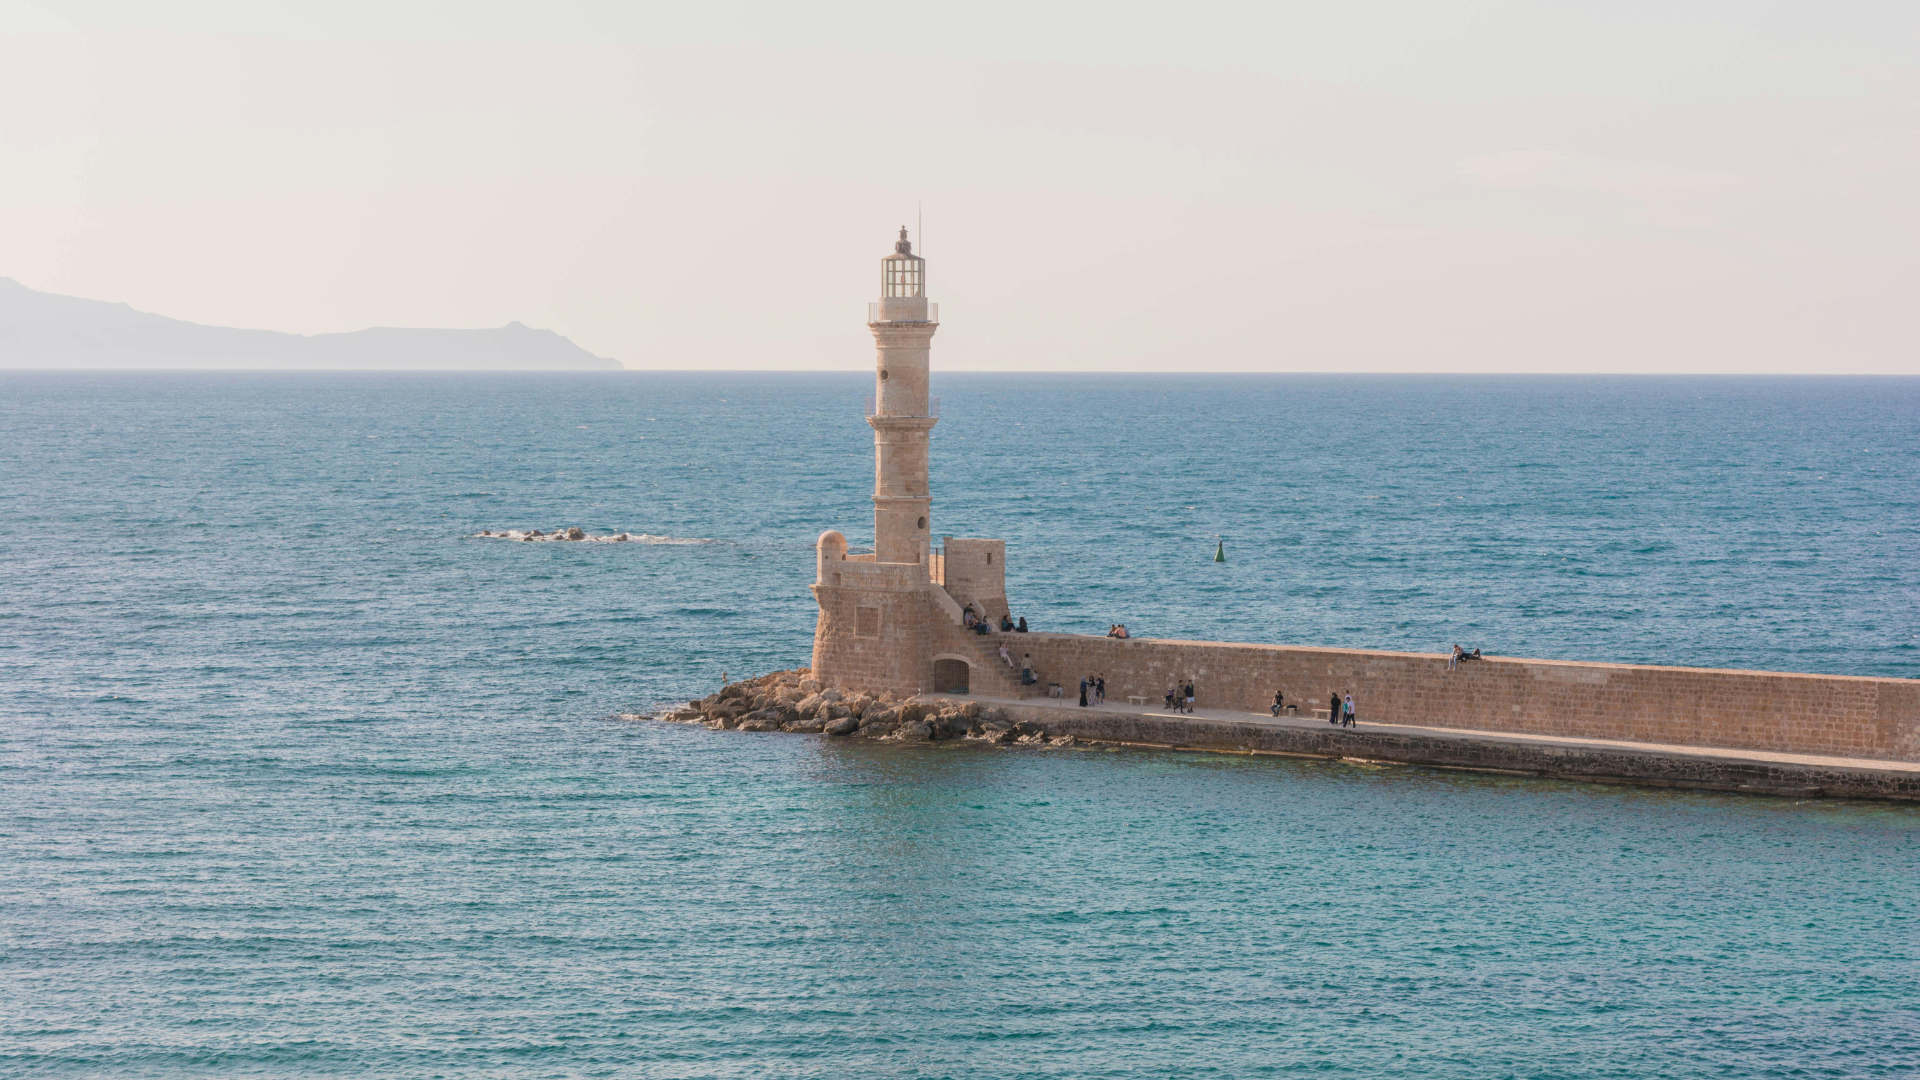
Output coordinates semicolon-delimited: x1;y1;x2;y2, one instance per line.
869;227;938;565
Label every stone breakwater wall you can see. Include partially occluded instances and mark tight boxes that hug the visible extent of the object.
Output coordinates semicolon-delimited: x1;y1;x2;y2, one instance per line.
1006;635;1920;763
964;700;1920;802
642;671;1919;801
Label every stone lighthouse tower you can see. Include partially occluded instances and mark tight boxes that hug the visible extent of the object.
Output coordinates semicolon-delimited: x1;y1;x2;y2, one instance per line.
870;226;938;564
811;228;1012;698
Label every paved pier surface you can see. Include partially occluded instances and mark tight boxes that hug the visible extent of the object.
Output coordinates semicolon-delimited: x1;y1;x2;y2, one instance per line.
933;693;1920;801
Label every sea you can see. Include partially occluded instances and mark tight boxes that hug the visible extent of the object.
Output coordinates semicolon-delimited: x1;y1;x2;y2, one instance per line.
2;371;1917;1078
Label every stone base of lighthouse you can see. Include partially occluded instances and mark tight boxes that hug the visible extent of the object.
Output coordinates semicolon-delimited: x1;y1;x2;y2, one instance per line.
811;532;1021;699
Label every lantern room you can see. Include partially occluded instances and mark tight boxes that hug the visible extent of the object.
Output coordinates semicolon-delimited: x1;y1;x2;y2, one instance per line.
881;226;925;297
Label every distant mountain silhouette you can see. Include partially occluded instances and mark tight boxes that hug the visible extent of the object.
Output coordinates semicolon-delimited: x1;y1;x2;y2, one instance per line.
0;277;621;370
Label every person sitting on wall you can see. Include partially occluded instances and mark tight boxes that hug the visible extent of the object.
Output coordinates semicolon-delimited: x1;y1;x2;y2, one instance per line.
1471;647;1482;660
999;643;1014;667
1271;690;1285;717
974;617;992;636
1106;625;1118;638
1000;614;1014;632
1114;624;1130;639
1016;617;1028;632
1165;686;1177;710
1450;644;1464;670
963;604;977;629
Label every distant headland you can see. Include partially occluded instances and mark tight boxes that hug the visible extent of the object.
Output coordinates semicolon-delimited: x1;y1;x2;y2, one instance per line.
0;276;620;370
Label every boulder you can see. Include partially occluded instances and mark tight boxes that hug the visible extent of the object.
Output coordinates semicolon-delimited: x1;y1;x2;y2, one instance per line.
1012;720;1044;737
976;728;1014;744
892;722;935;742
567;526;586;540
794;693;825;717
738;716;782;732
824;703;852;721
613;533;630;541
822;716;860;736
861;704;901;728
857;720;898;739
1048;735;1077;747
799;678;822;694
820;688;843;704
783;717;828;734
958;702;982;720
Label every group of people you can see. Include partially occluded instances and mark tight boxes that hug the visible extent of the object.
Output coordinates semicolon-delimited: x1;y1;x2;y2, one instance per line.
1328;691;1356;727
962;604;1028;636
1164;681;1196;713
1265;689;1356;726
1078;675;1106;707
1104;624;1131;639
1447;644;1483;669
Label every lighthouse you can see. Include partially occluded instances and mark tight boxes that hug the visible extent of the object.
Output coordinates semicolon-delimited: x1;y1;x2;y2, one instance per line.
869;226;939;564
811;227;1012;698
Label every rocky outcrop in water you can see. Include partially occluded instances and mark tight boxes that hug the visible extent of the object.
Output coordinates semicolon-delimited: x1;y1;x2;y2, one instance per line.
649;668;1070;746
477;527;634;542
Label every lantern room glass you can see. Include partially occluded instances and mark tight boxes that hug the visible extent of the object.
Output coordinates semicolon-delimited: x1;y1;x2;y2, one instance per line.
881;226;924;297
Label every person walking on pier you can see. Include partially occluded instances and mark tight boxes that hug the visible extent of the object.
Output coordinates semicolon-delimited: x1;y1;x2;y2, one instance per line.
1078;677;1089;708
1329;691;1341;726
1182;681;1195;714
1095;675;1106;706
1343;692;1356;727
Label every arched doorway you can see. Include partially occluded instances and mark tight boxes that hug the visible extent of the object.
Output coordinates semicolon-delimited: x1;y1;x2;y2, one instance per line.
933;658;970;694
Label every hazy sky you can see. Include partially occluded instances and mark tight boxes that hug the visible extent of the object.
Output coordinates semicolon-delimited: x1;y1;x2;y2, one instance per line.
2;1;1915;372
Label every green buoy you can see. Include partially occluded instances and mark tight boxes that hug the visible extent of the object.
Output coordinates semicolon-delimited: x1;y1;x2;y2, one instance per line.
1214;539;1225;563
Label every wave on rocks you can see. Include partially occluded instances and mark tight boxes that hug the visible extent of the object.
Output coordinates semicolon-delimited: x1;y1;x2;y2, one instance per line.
476;528;713;544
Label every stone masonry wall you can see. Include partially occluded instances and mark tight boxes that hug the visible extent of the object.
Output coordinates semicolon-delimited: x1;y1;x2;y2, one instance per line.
809;584;933;697
1008;633;1920;763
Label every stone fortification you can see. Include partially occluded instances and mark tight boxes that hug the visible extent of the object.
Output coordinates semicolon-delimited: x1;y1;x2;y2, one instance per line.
804;228;1920;772
996;634;1920;763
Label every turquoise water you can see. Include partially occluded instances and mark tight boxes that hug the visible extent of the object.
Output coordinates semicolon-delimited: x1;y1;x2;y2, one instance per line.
3;372;1917;1077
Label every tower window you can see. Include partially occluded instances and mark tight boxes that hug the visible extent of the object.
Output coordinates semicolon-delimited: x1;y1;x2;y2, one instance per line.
880;370;889;380
917;517;926;529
